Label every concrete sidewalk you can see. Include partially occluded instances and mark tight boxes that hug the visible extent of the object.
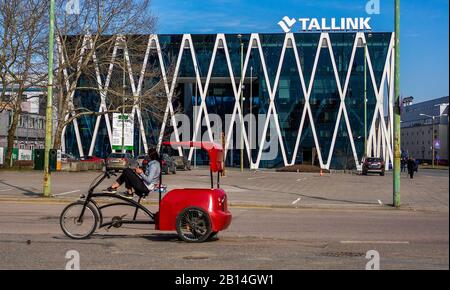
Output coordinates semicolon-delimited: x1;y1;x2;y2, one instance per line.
0;168;448;212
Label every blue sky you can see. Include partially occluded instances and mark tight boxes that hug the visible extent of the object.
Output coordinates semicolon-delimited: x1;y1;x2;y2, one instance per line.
151;0;449;103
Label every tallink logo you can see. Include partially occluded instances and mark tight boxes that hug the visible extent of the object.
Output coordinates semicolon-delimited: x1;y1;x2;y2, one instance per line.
277;16;372;33
278;16;297;33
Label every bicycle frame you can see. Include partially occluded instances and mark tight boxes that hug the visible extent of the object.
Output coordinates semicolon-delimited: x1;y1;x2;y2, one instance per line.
77;171;155;230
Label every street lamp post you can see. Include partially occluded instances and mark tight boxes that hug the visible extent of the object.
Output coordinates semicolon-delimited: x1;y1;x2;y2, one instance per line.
431;115;435;168
364;41;368;157
238;34;244;172
249;66;253;170
194;78;197;169
122;49;126;153
138;95;141;155
43;0;56;197
393;0;401;208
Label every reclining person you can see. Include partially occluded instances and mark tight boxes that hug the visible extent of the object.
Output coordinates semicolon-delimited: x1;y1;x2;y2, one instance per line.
104;148;161;198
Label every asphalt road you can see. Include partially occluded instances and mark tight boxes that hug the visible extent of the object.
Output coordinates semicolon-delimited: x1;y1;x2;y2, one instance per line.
0;201;447;270
1;168;448;211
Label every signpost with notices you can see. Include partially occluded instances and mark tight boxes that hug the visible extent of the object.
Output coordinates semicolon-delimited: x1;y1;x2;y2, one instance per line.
18;149;33;161
112;113;134;152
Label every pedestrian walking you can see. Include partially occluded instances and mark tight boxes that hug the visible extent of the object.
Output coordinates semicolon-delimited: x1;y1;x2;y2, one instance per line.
407;158;416;179
401;158;406;173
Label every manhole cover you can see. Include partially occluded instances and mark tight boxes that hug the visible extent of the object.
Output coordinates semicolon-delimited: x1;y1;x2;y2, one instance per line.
320;252;365;258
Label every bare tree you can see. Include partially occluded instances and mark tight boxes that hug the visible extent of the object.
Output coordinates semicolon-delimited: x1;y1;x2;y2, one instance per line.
0;0;48;167
1;0;175;165
54;0;175;154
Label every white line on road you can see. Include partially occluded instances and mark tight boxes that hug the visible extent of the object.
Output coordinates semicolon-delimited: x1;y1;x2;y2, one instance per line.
0;189;12;192
296;178;307;182
340;241;410;245
292;198;301;205
247;176;267;180
52;190;81;197
224;187;248;193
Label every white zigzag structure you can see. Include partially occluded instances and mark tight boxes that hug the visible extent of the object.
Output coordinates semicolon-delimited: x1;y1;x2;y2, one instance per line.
59;32;395;170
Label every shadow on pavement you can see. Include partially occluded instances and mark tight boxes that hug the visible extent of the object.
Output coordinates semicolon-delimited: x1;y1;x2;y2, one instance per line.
0;180;41;197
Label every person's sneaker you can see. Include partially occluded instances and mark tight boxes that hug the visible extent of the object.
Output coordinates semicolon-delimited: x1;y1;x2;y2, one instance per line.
120;191;134;199
103;187;117;194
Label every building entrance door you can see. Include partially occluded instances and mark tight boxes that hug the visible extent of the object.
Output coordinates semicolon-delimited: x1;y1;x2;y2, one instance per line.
302;148;312;165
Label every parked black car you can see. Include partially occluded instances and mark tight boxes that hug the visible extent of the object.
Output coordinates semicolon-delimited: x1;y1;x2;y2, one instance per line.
362;157;385;176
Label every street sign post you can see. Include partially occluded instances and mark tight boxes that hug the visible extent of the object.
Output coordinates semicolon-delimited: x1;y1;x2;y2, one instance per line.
112;113;134;152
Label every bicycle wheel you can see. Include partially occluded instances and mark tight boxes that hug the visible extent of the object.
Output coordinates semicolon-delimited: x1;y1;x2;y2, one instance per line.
176;207;212;243
60;201;98;239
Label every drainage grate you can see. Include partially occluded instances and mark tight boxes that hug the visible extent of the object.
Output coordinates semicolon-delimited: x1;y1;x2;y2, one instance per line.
320;251;365;258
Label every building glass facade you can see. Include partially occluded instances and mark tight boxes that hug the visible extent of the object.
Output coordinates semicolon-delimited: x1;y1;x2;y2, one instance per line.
64;32;395;170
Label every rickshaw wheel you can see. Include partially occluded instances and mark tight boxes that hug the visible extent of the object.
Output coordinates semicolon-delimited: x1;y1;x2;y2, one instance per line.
60;201;99;240
176;207;212;243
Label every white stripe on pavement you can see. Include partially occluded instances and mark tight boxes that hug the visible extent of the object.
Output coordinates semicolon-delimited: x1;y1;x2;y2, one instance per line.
52;190;81;197
292;198;301;205
247;177;267;180
0;189;12;192
340;241;410;245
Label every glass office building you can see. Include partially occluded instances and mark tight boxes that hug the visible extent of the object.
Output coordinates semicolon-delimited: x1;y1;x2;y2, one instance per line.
63;32;395;170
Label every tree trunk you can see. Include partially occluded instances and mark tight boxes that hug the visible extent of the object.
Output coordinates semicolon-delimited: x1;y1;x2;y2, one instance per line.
52;120;65;150
5;107;21;168
52;87;69;150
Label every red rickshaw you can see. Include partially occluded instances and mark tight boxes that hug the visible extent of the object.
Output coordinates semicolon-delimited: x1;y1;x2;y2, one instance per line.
59;141;232;243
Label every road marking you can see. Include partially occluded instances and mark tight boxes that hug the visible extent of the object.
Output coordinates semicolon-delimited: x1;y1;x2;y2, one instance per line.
52;190;81;197
0;189;12;192
296;178;307;182
340;241;410;245
225;187;248;193
247;177;266;180
292;198;301;205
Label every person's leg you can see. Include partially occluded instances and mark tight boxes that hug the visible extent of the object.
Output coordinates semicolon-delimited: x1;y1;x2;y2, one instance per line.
118;168;149;196
108;168;134;191
121;168;135;190
132;180;150;197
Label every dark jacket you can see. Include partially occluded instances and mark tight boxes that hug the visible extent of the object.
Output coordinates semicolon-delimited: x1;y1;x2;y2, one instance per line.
407;160;416;172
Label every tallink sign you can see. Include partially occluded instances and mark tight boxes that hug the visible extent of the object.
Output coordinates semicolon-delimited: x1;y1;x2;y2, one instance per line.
278;17;372;33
